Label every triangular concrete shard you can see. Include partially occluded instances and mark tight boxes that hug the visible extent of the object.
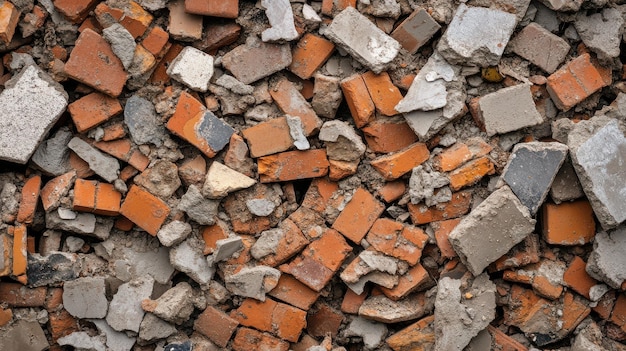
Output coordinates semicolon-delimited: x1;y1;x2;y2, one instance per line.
567;117;626;229
502;142;568;214
203;161;257;199
449;186;535;276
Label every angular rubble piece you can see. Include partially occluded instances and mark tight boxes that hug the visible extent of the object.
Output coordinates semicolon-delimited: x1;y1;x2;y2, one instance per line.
133;160;181;199
102;23;136;70
208;236;243;264
224;266;281;301
546;53;612;111
332;187;385;244
231;297;307;342
567;117;626;229
64;28;128;97
31;127;73;176
194;305;240;347
365;218;428;265
185;0;238;18
91;319;137;351
563;256;602;301
437;4;517;67
542;199;595;245
319;120;366;162
312;74;343;119
257;149;330;183
572;320;626;351
385;315;435;351
508;22;570;73
362;71;403;117
156;221;192;248
168;0;203;41
242;117;294;158
202;161;256;199
379;263;433;301
73;179;122;216
45;210;96;236
166;47;214;92
12;224;27;278
178;184;219;225
27;253;80;287
222;37;292;84
260;0;297;42
170;237;214;285
93;139;150;172
344;316;387;350
0;1;19;44
474;84;544;136
139;313;175;343
289;34;335;80
141;25;170;57
448;157;495;191
341;74;376;128
501;142;568;214
106;275;154;333
408;190;472;225
341;250;402;294
0;319;49;351
391;8;440;54
449;186;536;276
143;282;194;324
362;120;418;154
57;332;106;351
67;137;120;183
62;277;108;319
504;285;590;346
549;158;585;203
537;0;582;11
359;290;435;323
575;8;624;64
0;65;68;164
251;220;309;267
270;77;323;136
68;92;123;133
286;115;310;151
324;7;400;74
371;142;430;181
280;228;352;292
504;259;566;300
232;327;290;351
124;95;167;147
434;274;496;351
16;175;42;225
586;226;626;289
119;185;171;235
268;274;320;311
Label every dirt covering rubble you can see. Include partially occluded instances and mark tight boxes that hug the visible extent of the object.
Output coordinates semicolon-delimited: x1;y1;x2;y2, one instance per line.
2;0;626;350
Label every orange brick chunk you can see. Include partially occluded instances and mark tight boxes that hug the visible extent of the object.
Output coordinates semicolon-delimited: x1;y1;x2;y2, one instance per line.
232;327;289;351
448;156;495;191
0;283;46;307
268;274;320;311
12;224;27;276
17;175;42;225
194;306;239;347
0;1;19;44
231;298;307;342
341;74;375;128
542;200;595;245
242;117;293;158
366;218;428;265
362;121;418;154
333;188;384;243
362;71;403;116
119;185;170;235
64;29;128;97
68;92;123;133
141;26;170;56
433;143;473;172
408;190;472;224
185;0;239;18
290;33;335;79
563;256;598;300
73;179;122;216
54;0;98;23
270;77;322;136
371;142;429;180
258;149;330;183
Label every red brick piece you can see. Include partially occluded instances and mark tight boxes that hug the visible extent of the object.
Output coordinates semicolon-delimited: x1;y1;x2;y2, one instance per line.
341;289;367;314
64;28;128;97
231;298;307;342
185;0;239;18
242;117;293;158
289;33;335;80
379;264;432;301
307;304;343;338
73;179;122;216
17;175;42;225
268;274;320;311
362;71;403;117
370;142;430;180
94;139;150;172
232;328;289;351
378;181;406;203
12;224;27;277
366;218;428;265
141;26;170;57
362;121;418;154
0;1;19;44
408;190;472;224
40;171;76;211
270;77;322;136
258;149;330;183
332;187;385;243
542;200;595;245
54;0;98;23
432;219;461;259
0;283;46;307
341;74;375;128
433;143;473;172
448;156;495;191
194;306;239;347
119;185;170;235
563;256;598;300
68;92;123;133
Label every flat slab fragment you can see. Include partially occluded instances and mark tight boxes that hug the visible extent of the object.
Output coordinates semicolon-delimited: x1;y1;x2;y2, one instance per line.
449;186;536;275
568;117;626;229
0;65;68;164
477;84;544;136
324;7;400;74
502;142;568;214
509;22;570;73
222;38;292;84
587;226;626;289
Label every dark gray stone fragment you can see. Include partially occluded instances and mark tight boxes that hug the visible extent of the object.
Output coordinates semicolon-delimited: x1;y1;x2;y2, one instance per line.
196;111;235;153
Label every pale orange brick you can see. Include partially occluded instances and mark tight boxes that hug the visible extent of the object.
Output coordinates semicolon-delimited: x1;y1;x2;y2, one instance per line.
17;175;41;225
341;74;375;128
231;298;307;342
366;218;427;265
379;264;431;301
542;200;595;245
68;151;95;179
12;224;27;277
432;219;461;259
185;0;239;18
72;178;97;213
362;120;418;154
268;274;320;311
257;218;309;267
378;180;406;203
332;187;384;243
102;122;127;141
341;288;367;314
370;142;430;180
270;77;322;135
0;306;11;326
301;177;339;213
433;143;472;172
94;139;150;171
0;1;19;44
54;0;98;23
448;156;495;191
201;221;229;254
328;159;358;181
386;315;435;351
119;185;170;235
289;33;335;80
232;327;289;351
532;275;563;300
563;256;597;300
408;190;472;224
141;26;170;57
40;171;76;211
242;117;293;158
0;234;9;277
194;306;239;347
258;149;330;183
362;71;403;116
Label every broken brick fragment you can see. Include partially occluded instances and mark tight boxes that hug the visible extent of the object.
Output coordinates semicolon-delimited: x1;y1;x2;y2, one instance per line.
119;185;170;236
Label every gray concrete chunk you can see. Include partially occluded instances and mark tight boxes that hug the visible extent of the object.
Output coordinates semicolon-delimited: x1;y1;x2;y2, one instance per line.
27;252;80;287
222;38;292;84
58;332;106;351
345;317;388;350
225;265;281;301
157;220;192;247
437;4;517;67
30;127;73;176
261;0;298;42
91;319;137;351
502;142;568;214
63;276;108;318
170;238;214;285
124;95;167;147
586;227;626;289
46;210;96;235
477;84;544;136
149;282;195;324
568;117;626;229
138;313;176;343
106;275;155;333
178;184;219;225
68;137;120;182
575;8;624;64
549;157;585;203
509;22;570;73
449;186;536;276
103;23;136;70
0;320;49;351
0;64;68;164
324;7;400;74
319;120;366;162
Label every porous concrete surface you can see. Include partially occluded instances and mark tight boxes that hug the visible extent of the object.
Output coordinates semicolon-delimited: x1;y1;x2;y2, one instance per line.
586;227;626;289
167;46;214;92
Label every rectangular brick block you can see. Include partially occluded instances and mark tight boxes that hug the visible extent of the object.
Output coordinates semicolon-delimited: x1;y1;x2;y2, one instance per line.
0;283;46;307
17;175;42;225
68;92;123;133
542;200;595;245
289;33;335;80
371;142;430;180
333;187;384;243
341;74;375;128
448;156;495;191
408;190;472;224
12;224;27;277
119;185;170;235
362;120;418;154
362;71;403;117
391;8;440;54
258;149;330;183
194;306;239;347
379;264;432;301
268;274;320;311
242;117;294;158
73;179;122;216
509;22;570;74
141;26;170;57
433;143;472;172
231;298;307;342
366;218;428;265
185;0;238;18
54;0;98;23
270;77;322;136
222;39;291;85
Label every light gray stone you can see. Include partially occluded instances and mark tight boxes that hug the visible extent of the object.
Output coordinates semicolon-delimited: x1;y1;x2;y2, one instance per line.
221;38;292;85
319;120;366;162
178;184;219;225
409;164;450;206
434;274;496;351
261;0;298;42
46;210;96;235
286;115;310;150
167;46;214;92
170;238;214;285
302;4;321;22
91;319;137;351
150;282;195;324
345;317;388;350
202;162;256;199
449;186;536;275
251;228;284;260
311;74;342;119
549;158;585;203
58;332;106;351
575;8;623;64
246;199;276;217
63;277;108;318
106;275;154;333
215;74;254;95
477;84;544;136
0;320;49;351
358;0;401;19
346;271;398;295
103;23;136;70
0;64;68;164
225;265;281;301
138;313;177;343
586;227;626;289
65;236;85;252
208;236;243;264
58;207;77;220
157;220;192;247
124;95;167;147
30;127;73;176
437;4;517;67
567;117;626;229
68;137;120;182
324;7;400;74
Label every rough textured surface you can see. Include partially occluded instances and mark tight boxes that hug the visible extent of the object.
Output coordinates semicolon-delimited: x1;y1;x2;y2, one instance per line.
260;0;297;42
124;95;166;147
106;275;154;333
167;46;214;92
586;227;626;289
68;137;120;182
63;277;108;318
477;84;544;136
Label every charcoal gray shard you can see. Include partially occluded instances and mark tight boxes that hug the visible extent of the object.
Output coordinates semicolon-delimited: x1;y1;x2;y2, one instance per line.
196;110;235;152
